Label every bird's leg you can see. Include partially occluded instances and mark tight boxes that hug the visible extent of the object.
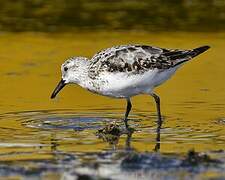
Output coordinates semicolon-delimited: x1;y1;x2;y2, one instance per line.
151;93;163;152
151;93;162;122
125;129;133;150
124;98;132;129
154;116;162;152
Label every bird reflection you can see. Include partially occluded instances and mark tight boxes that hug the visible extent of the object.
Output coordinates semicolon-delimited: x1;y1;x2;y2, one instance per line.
47;116;163;152
97;117;163;152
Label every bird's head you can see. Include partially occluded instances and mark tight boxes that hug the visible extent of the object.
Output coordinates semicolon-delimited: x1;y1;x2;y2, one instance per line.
50;57;89;99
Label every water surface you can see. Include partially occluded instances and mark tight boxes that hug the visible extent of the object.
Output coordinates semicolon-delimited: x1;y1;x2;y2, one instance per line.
0;32;225;179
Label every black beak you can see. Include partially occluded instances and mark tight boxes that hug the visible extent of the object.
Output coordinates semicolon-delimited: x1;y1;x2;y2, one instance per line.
51;79;66;99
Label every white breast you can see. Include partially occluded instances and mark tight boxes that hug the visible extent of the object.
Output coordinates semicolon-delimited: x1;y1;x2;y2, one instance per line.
82;65;180;98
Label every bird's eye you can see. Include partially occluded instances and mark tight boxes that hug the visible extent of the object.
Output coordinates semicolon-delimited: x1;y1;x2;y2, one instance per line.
64;67;68;71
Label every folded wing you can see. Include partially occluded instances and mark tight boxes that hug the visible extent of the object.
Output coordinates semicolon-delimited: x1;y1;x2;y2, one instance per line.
88;45;210;79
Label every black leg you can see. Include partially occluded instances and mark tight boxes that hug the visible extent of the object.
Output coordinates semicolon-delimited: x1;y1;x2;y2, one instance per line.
124;98;132;128
154;116;162;152
125;130;133;150
151;93;162;121
151;93;163;152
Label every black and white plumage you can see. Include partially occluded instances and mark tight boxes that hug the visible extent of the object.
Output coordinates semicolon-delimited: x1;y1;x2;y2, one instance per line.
88;45;208;78
51;44;210;128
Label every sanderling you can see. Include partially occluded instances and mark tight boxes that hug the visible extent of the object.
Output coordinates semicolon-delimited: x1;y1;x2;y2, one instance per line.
51;44;210;128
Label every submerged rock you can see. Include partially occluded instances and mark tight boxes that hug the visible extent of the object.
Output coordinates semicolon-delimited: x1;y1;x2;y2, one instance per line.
76;174;111;180
121;150;223;172
181;149;222;167
97;122;122;136
96;121;134;145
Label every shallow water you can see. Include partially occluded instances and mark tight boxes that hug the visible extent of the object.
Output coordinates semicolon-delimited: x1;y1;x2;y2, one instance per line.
0;31;225;179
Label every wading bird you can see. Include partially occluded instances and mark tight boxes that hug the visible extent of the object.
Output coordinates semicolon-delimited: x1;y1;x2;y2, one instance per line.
51;45;210;128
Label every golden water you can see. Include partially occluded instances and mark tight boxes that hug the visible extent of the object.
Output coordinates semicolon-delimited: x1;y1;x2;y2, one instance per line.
0;31;224;179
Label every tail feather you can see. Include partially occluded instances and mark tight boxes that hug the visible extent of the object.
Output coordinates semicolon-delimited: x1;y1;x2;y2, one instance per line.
189;45;210;58
170;45;210;67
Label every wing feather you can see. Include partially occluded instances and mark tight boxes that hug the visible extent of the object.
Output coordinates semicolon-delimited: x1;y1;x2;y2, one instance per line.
88;45;209;79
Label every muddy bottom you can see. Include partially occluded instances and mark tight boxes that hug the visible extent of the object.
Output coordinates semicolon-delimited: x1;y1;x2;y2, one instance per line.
0;147;224;180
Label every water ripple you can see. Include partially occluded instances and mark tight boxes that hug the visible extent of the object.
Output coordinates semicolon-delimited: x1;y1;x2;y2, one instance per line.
0;108;224;151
